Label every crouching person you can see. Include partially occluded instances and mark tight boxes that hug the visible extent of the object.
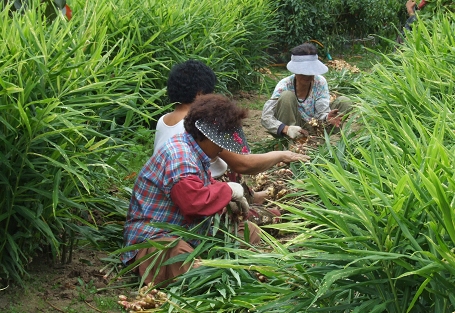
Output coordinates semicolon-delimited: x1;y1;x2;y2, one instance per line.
121;94;261;287
261;42;353;139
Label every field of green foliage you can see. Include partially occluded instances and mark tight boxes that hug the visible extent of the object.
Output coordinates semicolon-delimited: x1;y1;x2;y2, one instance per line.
1;0;455;312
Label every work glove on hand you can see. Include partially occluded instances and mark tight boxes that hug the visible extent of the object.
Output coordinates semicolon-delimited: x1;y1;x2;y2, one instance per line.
228;197;250;218
286;125;305;139
241;181;255;205
227;182;245;201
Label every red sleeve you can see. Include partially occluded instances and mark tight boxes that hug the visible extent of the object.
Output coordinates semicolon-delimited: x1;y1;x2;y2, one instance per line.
170;174;232;217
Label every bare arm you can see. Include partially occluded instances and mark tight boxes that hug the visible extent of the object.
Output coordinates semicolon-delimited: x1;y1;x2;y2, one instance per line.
219;150;310;175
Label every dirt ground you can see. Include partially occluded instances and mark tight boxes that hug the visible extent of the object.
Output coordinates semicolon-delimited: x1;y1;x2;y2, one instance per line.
242;109;274;142
1;243;135;312
0;248;117;312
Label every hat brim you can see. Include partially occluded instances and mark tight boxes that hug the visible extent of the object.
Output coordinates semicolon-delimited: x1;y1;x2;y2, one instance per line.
195;120;250;155
286;54;328;75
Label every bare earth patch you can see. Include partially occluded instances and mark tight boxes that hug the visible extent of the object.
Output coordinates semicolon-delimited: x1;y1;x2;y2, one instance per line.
0;248;125;313
242;109;274;143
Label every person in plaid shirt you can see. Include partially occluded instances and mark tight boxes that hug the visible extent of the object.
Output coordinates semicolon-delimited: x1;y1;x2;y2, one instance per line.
122;94;260;286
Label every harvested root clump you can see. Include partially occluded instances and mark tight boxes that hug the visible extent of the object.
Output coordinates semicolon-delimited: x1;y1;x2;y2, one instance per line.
308;118;318;127
289;141;307;155
254;173;270;191
254;272;268;282
266;180;289;200
274;168;293;178
118;283;168;312
307;118;326;138
253;171;293;202
327;59;360;73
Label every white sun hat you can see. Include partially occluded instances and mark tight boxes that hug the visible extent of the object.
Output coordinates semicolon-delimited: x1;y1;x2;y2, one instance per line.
286;54;328;75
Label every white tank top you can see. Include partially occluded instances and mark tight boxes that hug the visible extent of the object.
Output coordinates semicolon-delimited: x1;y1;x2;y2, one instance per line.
153;114;185;156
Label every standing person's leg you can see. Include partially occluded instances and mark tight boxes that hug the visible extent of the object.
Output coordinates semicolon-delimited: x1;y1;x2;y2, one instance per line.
135;237;197;286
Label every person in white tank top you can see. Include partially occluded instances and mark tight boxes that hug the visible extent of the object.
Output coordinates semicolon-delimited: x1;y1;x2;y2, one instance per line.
152;60;229;178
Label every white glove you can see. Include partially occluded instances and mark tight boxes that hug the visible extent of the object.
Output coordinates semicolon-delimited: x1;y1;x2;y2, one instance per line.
228;197;250;218
286;125;304;139
227;182;244;201
238;197;250;217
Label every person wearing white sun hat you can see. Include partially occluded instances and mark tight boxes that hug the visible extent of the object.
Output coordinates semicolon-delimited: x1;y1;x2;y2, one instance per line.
261;42;353;139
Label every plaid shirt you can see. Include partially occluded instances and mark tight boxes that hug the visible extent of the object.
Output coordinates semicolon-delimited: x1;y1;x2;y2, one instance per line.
121;132;229;264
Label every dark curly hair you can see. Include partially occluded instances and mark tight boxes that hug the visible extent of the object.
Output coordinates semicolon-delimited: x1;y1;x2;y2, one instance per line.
167;60;217;105
290;43;318;56
184;94;248;142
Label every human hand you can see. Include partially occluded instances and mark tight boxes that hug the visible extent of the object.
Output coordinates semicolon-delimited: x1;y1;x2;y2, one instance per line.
327;109;343;127
227;182;245;201
228;197;249;218
406;0;416;15
280;151;311;163
238;197;249;217
285;125;308;139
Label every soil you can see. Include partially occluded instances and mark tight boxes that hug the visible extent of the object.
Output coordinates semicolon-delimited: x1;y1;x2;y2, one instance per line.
0;247;124;313
242;109;274;143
